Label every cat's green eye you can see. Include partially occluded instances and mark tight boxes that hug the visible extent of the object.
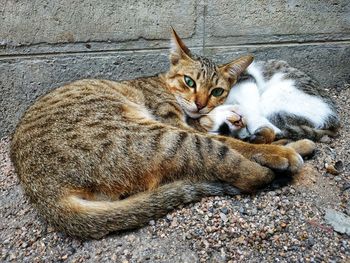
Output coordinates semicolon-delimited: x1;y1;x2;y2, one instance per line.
184;75;196;88
211;88;224;97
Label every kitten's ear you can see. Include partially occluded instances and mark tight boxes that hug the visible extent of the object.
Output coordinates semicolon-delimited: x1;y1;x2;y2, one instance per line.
219;55;254;85
169;27;193;65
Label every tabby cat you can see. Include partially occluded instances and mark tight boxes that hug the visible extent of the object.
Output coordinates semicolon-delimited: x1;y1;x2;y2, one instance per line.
199;60;340;143
10;29;314;239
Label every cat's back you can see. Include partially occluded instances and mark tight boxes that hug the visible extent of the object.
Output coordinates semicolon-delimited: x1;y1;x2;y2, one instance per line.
10;77;171;182
12;79;128;143
257;60;340;130
12;76;169;137
257;60;330;99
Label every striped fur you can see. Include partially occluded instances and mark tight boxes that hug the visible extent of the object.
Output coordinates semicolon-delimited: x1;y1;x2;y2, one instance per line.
10;30;308;239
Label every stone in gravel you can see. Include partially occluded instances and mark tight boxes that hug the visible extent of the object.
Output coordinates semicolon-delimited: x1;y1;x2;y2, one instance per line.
324;209;350;235
127;234;136;242
334;160;344;172
170;217;178;227
250;208;258;215
334;176;342;182
185;233;192;239
280;222;287;228
320;135;331;143
342;183;350;192
220;207;228;214
239;207;247;215
325;163;340;175
307;237;315;247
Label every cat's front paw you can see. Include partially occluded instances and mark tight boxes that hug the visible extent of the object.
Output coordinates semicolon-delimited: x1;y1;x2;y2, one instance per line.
249;126;276;144
251;144;303;173
200;105;245;134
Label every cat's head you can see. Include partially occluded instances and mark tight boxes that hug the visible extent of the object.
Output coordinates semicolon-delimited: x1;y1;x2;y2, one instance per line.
164;28;253;119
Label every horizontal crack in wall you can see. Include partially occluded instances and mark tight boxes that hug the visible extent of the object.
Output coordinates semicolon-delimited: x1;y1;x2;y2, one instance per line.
0;39;349;60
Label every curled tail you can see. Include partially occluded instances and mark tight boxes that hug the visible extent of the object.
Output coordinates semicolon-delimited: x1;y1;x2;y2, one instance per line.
51;181;240;239
277;125;338;141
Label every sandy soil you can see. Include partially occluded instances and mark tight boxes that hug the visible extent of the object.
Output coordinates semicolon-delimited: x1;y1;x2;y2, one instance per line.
1;87;349;262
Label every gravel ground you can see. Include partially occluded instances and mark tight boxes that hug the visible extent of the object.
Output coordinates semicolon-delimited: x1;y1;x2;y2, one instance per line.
1;86;349;263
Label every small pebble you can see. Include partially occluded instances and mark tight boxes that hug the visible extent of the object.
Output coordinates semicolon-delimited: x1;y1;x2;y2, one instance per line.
320;135;331;143
325;163;339;175
219;213;228;223
220;207;229;215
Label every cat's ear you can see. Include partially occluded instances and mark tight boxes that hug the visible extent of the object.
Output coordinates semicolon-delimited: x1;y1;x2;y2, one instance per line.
219;55;254;85
169;27;193;65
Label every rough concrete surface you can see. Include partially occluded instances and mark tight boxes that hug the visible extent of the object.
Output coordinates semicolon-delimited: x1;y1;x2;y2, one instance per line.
1;0;349;137
1;0;349;49
205;0;350;45
0;0;196;46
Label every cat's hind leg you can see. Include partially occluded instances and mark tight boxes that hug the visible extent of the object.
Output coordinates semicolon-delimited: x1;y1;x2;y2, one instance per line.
271;139;292;145
285;139;316;157
249;129;316;157
279;125;338;142
271;138;316;157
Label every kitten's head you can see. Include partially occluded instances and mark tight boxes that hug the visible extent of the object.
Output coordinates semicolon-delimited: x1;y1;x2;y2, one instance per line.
164;28;253;118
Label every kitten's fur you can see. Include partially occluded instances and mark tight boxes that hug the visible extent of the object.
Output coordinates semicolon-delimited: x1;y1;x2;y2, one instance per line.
200;60;340;143
10;29;313;239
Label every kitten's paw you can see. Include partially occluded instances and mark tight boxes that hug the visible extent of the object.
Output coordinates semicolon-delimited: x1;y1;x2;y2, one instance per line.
249;126;276;144
286;139;316;157
224;105;246;129
251;145;303;173
200;105;245;133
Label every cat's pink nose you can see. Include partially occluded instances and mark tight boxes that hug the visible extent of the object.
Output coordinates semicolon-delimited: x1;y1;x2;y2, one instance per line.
195;101;205;111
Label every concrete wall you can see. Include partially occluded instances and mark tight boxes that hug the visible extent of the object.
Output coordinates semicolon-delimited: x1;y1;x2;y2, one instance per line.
1;0;349;137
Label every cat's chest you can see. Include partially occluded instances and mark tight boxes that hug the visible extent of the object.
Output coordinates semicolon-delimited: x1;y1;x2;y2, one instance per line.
225;81;261;106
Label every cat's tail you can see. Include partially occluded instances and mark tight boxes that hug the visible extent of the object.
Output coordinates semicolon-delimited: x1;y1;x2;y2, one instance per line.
50;181;240;239
277;125;338;141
